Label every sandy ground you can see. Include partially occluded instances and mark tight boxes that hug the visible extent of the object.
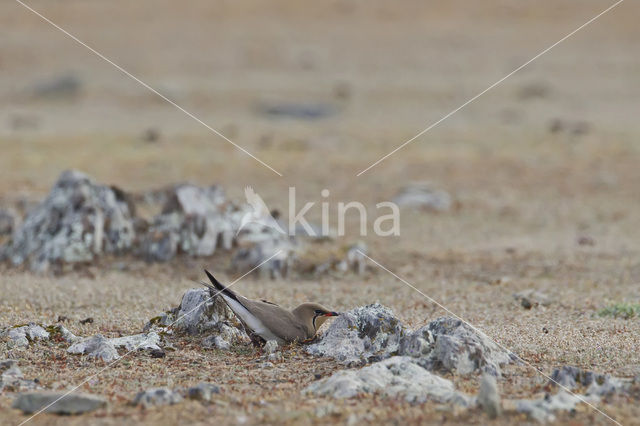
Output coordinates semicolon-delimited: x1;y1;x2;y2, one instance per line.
1;0;640;424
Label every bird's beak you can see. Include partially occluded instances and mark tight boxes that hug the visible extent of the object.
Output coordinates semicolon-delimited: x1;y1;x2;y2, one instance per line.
324;312;340;317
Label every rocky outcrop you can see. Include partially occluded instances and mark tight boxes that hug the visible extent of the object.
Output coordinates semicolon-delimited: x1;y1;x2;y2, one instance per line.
410;317;515;377
308;305;513;376
3;170;136;271
304;356;473;406
145;288;249;349
139;184;238;262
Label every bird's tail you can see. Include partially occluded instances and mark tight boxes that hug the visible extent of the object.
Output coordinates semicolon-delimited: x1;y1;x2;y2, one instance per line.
203;270;240;303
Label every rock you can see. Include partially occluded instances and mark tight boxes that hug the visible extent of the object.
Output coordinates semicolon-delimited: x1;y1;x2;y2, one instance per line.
31;74;81;100
345;242;367;275
264;340;279;354
513;289;551;309
393;182;452;212
1;360;39;392
3;170;136;271
304;356;473;406
186;383;220;402
0;208;15;236
7;324;50;347
258;362;274;369
12;392;106;415
131;387;183;408
258;102;336;120
550;366;630;397
67;335;119;362
309;307;513;376
146;288;248;349
415;317;514;377
515;391;584;423
46;325;80;343
139;184;235;261
306;304;406;366
67;332;161;362
478;373;501;419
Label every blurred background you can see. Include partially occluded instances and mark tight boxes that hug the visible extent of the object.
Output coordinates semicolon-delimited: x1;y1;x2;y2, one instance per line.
1;1;640;423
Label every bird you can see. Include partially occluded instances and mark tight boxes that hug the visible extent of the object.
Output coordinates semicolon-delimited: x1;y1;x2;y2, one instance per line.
237;186;285;235
203;270;339;345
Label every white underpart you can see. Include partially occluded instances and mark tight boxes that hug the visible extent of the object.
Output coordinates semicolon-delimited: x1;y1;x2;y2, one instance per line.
222;294;283;344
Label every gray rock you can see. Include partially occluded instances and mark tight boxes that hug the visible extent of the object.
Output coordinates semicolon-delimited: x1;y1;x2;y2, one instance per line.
346;242;367;275
259;102;336;120
306;304;406;366
7;324;50;347
140;184;235;261
31;74;82;100
186;383;220;402
516;391;584;423
264;340;279;354
67;335;119;362
0;360;39;392
0;208;15;236
393;182;452;212
421;317;516;377
12;392;106;414
67;332;161;362
415;317;514;377
309;306;513;376
132;387;183;408
478;373;501;419
550;366;630;397
47;325;80;343
146;288;248;349
304;356;473;406
3;170;136;271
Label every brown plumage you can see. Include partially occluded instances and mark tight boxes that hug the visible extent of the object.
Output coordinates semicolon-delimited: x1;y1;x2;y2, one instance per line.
203;270;339;344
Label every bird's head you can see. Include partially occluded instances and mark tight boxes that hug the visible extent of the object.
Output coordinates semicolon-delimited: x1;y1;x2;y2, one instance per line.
293;302;340;334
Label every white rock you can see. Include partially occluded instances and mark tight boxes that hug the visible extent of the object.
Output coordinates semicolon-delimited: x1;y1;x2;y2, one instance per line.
132;387;183;408
304;356;473;405
306;304;405;366
478;373;501;418
8;324;50;347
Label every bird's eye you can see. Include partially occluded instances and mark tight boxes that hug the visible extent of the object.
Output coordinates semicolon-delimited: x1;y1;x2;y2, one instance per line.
314;309;323;315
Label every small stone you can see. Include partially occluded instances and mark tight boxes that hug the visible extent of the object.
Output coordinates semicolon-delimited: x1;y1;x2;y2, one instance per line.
513;289;551;309
186;383;220;402
149;349;165;358
79;317;94;325
258;362;274;369
264;340;279;355
478;374;501;419
12;392;106;415
393;182;452;212
132;388;183;408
